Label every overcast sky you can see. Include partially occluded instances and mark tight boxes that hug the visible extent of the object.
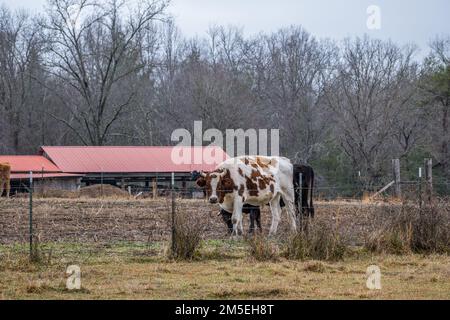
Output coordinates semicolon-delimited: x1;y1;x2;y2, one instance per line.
1;0;449;57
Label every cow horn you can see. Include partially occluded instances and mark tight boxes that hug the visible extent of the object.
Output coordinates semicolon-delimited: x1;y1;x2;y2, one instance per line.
200;171;207;177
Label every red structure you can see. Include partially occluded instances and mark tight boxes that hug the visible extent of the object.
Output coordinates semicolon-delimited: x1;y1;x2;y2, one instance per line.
0;155;83;193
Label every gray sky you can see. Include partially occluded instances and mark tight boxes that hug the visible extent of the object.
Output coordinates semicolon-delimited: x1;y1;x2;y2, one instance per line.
1;0;449;56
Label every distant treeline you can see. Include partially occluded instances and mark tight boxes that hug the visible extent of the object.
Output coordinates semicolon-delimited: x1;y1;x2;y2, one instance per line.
0;0;449;192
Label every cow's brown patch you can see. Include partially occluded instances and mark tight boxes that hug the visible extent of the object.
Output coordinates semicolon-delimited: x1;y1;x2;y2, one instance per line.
250;169;262;180
217;170;235;204
256;157;269;169
238;184;245;196
245;176;259;196
241;158;250;165
258;178;267;190
196;177;207;188
270;184;274;193
238;167;244;176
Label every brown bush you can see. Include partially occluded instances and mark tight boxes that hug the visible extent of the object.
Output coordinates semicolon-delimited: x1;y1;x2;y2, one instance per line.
365;200;450;254
168;210;204;260
283;220;347;261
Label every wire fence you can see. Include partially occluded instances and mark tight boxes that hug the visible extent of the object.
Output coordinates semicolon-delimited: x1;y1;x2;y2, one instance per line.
1;172;450;262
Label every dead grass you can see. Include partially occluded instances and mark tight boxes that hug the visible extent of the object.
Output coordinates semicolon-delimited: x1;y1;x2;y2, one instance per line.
247;235;280;261
283;219;347;261
1;241;450;300
1;198;450;299
365;201;450;255
15;184;131;199
168;210;204;260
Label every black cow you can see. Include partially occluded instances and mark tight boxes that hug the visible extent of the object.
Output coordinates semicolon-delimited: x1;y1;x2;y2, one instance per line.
293;164;315;218
219;204;262;235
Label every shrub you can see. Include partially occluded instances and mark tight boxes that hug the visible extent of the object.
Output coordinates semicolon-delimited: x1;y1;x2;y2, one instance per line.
283;220;347;261
365;201;450;254
168;210;204;260
247;235;279;261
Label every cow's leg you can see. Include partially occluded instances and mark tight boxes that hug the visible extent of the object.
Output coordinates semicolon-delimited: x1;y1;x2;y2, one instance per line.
231;196;244;237
5;179;10;198
0;181;4;198
255;210;262;233
281;190;298;233
220;209;233;234
268;194;282;236
248;211;256;234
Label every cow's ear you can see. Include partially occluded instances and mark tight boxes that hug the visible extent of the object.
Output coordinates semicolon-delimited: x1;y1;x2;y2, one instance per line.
196;177;206;187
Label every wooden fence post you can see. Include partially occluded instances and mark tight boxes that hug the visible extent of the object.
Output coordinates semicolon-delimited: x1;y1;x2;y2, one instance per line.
152;178;157;199
424;158;433;202
392;159;401;198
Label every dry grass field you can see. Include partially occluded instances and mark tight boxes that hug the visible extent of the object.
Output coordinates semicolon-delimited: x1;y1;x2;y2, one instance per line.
0;197;394;244
1;197;449;300
1;241;450;299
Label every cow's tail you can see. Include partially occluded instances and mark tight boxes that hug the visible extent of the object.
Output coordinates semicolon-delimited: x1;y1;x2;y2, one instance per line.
292;164;302;216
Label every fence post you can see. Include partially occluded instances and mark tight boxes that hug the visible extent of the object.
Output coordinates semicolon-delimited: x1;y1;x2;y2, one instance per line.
29;171;33;261
152;178;157;199
297;172;302;229
424;158;433;202
171;172;176;254
418;167;423;208
392;159;401;198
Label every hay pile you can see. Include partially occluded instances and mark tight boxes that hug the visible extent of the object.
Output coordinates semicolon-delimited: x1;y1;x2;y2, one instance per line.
23;184;130;199
79;184;130;198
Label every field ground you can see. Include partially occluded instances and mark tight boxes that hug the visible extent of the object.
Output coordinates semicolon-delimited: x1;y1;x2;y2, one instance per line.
1;198;449;299
1;241;450;299
0;198;397;244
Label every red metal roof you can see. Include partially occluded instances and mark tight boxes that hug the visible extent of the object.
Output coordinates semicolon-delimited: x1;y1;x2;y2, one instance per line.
40;146;228;173
0;156;61;173
10;173;83;180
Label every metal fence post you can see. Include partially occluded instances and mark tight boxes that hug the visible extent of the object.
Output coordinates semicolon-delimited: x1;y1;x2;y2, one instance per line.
418;167;423;209
424;158;433;203
171;172;176;254
29;171;33;260
298;172;305;231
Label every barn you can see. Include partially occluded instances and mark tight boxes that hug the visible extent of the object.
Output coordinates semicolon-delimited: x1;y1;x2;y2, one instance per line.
38;146;228;196
0;155;83;194
1;146;228;197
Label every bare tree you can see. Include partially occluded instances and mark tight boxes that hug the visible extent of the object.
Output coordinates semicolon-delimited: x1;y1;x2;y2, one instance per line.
247;27;335;162
42;0;168;145
420;37;450;176
323;36;418;186
0;7;47;153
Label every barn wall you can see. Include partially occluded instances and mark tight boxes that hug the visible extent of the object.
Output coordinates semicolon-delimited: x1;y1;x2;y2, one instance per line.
34;178;81;192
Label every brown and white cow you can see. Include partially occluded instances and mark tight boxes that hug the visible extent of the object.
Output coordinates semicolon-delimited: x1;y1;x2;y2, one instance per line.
197;156;298;236
0;162;11;198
